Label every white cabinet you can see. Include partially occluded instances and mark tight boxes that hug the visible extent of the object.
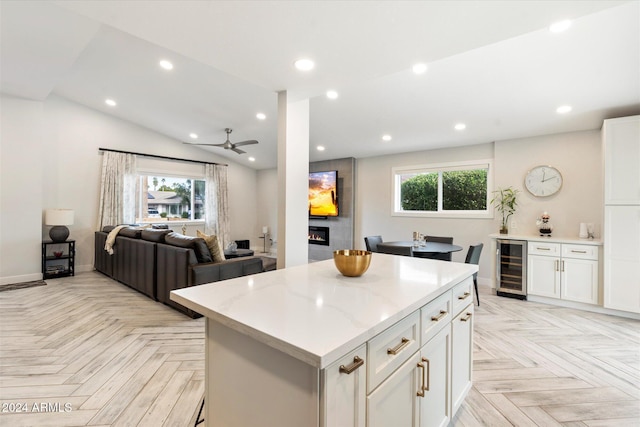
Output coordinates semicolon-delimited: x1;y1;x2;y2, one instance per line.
528;242;598;304
603;116;640;205
418;322;451;427
451;304;473;416
367;352;421;427
604;205;640;313
322;345;366;427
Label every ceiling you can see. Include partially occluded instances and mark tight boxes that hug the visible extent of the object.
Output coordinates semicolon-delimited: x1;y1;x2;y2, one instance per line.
1;1;639;170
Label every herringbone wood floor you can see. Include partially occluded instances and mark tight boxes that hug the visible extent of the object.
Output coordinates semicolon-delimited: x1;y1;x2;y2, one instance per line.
0;271;638;426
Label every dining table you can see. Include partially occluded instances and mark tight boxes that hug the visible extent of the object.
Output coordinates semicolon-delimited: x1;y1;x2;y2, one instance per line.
379;241;463;258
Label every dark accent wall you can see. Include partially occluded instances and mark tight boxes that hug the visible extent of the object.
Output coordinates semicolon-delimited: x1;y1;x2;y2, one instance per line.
309;158;356;261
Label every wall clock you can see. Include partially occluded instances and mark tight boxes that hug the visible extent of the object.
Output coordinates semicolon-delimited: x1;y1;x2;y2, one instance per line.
524;165;563;197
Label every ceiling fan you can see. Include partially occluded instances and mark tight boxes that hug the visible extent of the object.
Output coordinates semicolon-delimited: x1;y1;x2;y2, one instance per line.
184;128;258;154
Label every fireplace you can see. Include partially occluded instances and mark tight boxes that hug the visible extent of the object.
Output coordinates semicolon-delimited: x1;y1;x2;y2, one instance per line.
308;226;330;246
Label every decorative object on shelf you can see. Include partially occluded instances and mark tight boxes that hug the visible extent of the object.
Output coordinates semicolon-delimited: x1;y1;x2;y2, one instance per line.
333;250;372;277
45;209;74;242
524;165;563;197
53;251;63;258
536;211;554;236
579;222;588;239
490;187;520;234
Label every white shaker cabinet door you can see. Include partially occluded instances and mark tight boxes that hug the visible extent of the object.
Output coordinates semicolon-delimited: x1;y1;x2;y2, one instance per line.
418;325;451;427
604;205;640;313
322;345;366;427
528;255;561;298
367;352;421;427
603;116;640;204
561;258;598;304
451;304;474;417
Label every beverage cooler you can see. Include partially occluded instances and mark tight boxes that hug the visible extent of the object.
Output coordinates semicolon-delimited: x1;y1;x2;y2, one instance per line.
496;239;527;299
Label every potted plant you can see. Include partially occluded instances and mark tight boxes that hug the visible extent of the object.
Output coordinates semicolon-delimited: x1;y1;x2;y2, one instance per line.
491;187;520;234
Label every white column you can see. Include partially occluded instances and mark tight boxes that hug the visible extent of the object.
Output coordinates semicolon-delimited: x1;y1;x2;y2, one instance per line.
277;91;309;268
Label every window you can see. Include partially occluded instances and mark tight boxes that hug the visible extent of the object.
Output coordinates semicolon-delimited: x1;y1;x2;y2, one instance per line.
392;160;492;218
136;175;205;223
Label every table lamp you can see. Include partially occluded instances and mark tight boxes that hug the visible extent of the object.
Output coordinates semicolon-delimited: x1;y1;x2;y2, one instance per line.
45;209;74;242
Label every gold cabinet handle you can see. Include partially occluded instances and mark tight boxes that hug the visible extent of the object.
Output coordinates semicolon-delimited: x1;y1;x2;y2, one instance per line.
537;247;551;251
460;312;473;322
458;292;471;300
561;260;565;272
431;310;448;322
387;337;410;355
422;357;430;391
417;361;426;397
571;250;587;254
339;356;364;374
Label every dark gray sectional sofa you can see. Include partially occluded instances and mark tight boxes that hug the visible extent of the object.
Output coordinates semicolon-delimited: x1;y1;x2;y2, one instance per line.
94;226;264;317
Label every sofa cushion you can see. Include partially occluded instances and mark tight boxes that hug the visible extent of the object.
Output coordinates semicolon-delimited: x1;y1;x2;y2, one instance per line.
152;224;170;229
165;232;213;263
141;229;172;243
119;227;143;238
102;225;116;233
197;230;226;262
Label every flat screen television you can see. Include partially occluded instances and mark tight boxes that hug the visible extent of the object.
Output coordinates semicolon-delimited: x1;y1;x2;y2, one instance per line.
309;170;338;217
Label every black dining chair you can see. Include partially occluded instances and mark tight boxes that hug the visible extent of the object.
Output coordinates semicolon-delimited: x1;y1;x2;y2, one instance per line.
464;243;483;306
424;235;454;261
364;235;383;252
377;243;414;257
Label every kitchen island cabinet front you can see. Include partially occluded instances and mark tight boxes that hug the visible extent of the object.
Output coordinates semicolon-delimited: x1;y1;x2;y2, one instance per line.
172;254;477;427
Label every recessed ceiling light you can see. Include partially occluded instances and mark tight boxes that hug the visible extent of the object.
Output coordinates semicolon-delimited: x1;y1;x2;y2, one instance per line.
189;133;198;139
454;123;466;131
294;58;315;71
256;113;266;120
159;60;174;70
382;134;392;141
105;99;117;107
412;63;428;74
556;105;572;114
248;157;256;162
317;145;325;151
549;20;571;33
326;90;338;99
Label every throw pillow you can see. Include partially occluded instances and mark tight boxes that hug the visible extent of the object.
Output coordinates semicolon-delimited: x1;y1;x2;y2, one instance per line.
197;230;226;262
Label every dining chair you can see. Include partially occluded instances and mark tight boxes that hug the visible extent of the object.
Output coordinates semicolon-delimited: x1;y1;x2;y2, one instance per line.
364;235;383;252
424;235;454;261
464;243;483;306
377;243;414;257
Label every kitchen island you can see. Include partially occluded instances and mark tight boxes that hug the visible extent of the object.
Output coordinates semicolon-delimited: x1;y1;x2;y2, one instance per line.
171;253;478;427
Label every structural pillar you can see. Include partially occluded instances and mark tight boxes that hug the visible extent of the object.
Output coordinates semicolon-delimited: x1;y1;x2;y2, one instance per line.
276;91;309;268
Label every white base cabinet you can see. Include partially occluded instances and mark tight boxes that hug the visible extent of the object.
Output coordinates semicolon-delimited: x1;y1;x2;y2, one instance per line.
528;242;599;305
451;304;474;416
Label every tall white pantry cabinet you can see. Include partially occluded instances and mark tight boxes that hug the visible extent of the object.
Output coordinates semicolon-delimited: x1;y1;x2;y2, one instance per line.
603;115;640;314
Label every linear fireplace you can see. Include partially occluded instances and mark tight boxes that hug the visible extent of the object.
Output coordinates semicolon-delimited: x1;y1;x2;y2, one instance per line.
308;226;330;246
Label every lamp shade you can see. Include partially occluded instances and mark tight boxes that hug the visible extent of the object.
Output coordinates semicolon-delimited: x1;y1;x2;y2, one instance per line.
45;209;74;226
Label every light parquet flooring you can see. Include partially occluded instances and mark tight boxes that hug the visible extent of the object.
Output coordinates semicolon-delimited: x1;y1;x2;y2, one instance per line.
0;271;638;426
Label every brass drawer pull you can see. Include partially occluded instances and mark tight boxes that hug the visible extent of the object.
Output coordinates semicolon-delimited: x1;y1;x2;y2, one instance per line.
458;292;471;300
423;357;430;391
571;250;587;254
460;312;473;322
431;310;448;322
387;337;410;355
417;360;426;397
537;247;551;251
339;356;364;374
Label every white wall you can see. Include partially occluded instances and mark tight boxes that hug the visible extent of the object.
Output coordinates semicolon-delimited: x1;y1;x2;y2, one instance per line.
0;94;259;284
494;130;603;238
257;168;278;254
355;129;603;286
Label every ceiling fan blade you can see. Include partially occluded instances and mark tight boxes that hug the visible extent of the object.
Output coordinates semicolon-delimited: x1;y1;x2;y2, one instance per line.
232;140;259;147
231;147;246;154
182;142;227;147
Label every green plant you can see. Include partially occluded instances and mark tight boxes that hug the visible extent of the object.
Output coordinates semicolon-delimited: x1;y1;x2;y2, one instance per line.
490;187;520;230
160;212;167;218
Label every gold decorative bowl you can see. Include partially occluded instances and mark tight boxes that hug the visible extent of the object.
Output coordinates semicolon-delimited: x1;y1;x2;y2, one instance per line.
333;250;372;277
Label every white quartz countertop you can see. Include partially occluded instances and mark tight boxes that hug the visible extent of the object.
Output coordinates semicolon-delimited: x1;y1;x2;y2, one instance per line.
171;254;477;369
489;233;603;246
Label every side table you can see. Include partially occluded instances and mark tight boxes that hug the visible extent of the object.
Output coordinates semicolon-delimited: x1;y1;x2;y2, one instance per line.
42;240;75;280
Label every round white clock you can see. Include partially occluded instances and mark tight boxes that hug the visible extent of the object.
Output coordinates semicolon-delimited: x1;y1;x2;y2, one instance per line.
524;165;563;197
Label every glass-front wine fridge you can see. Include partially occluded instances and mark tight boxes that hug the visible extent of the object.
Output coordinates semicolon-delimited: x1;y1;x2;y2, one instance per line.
496;239;527;299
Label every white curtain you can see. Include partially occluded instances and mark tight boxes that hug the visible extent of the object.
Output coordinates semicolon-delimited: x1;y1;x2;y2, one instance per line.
204;163;230;248
97;151;137;230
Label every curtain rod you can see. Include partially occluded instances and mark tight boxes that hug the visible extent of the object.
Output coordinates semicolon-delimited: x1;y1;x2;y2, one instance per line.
98;147;227;167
